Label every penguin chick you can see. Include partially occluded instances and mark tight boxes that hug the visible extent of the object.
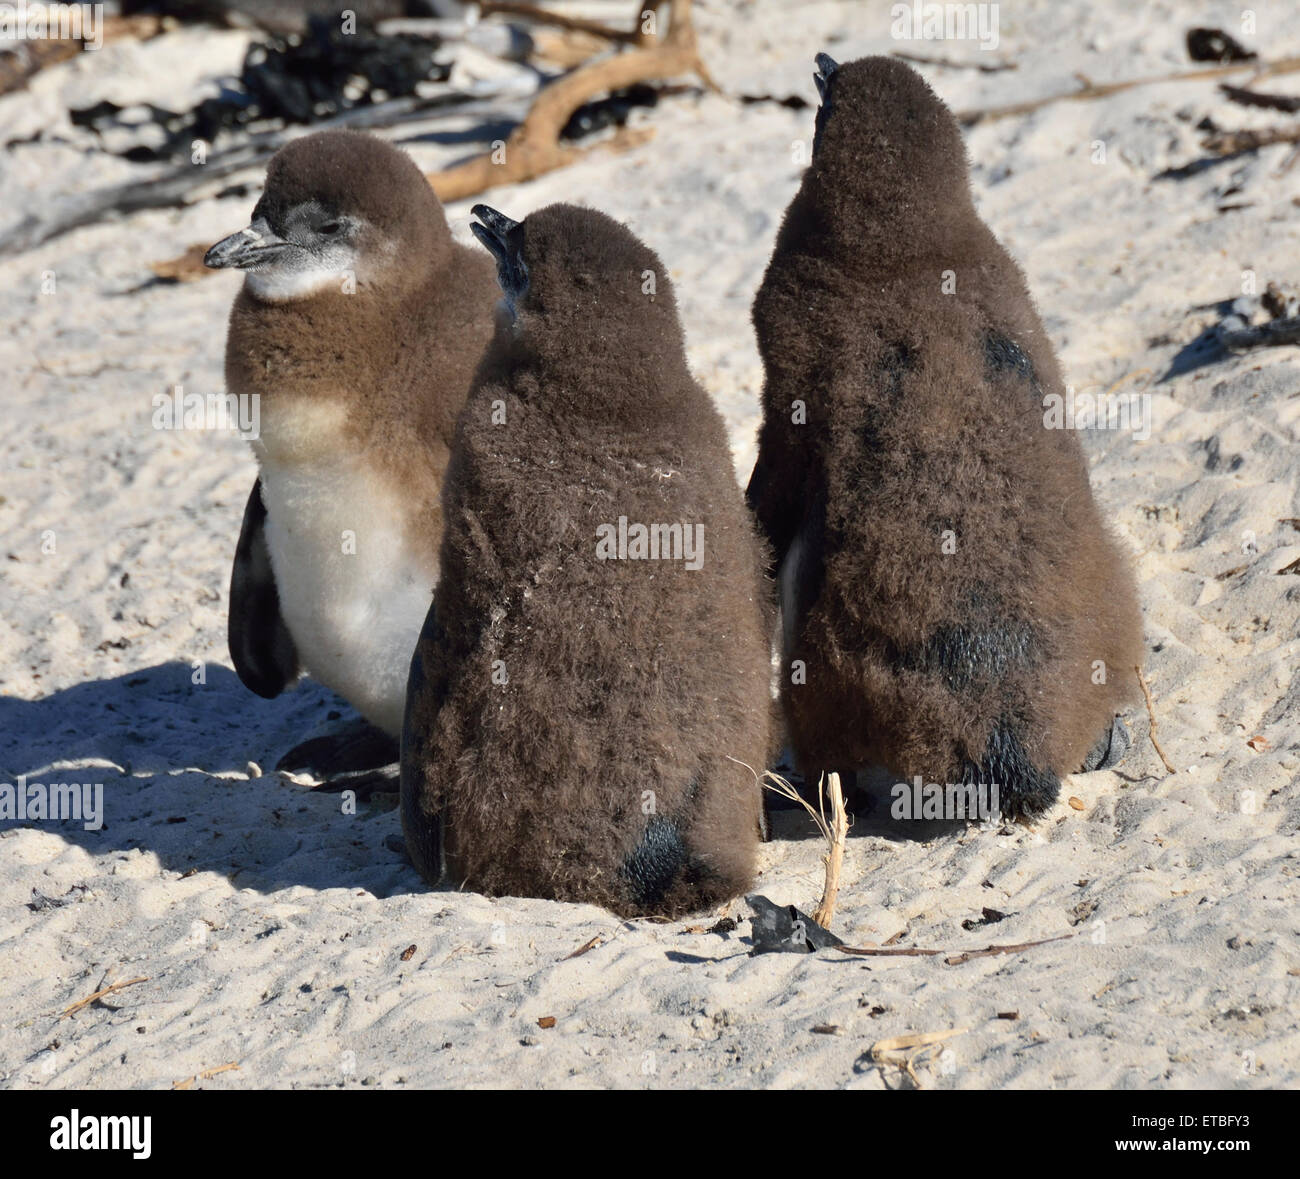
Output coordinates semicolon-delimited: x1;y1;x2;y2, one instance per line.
747;55;1143;817
206;130;497;770
401;203;773;917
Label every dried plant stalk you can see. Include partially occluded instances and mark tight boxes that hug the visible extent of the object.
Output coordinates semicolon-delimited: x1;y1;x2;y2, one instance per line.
762;770;849;931
812;773;848;929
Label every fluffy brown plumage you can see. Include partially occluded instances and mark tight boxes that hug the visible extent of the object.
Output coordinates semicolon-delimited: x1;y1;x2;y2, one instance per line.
214;130;497;745
224;130;493;550
748;56;1143;815
401;203;773;917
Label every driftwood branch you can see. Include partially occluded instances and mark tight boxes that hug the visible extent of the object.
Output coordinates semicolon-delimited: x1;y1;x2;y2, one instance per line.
429;0;713;202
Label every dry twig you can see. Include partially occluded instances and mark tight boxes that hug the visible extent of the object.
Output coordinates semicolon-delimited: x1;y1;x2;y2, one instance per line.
812;774;848;929
836;933;1074;965
173;1062;240;1090
957;56;1300;125
563;934;604;960
1220;83;1300;112
1135;666;1177;774
892;49;1016;73
869;1028;969;1088
60;976;149;1019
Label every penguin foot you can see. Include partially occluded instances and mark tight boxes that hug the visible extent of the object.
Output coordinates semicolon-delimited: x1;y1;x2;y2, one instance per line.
276;718;399;780
1079;716;1132;773
301;763;400;801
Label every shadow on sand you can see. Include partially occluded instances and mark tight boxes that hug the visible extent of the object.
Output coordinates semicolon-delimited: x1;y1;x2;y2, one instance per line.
0;662;421;897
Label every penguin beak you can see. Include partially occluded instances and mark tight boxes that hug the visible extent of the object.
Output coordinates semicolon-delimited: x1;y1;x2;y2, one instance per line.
204;217;290;270
469;204;521;263
813;52;839;102
470;204;529;299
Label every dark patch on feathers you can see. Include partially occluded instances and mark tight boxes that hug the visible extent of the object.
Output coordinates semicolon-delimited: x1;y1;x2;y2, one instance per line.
960;717;1060;816
620;816;689;907
899;620;1037;693
982;329;1036;384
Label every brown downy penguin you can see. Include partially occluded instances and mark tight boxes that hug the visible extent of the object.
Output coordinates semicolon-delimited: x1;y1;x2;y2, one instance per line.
205;130;497;775
401;203;773;917
747;55;1143;817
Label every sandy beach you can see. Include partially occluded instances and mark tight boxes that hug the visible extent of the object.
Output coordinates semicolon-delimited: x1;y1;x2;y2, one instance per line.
1;0;1297;1090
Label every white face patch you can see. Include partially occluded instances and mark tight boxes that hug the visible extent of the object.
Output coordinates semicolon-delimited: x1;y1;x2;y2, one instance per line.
246;261;352;302
244;234;362;303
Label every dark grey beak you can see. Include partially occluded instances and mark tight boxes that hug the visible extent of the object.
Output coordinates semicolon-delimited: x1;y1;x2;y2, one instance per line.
204;216;289;270
469;204;520;264
814;52;839;101
470;204;528;299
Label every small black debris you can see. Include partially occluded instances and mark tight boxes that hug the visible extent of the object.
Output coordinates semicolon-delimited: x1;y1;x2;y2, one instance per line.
1186;27;1257;63
739;92;810;111
560;84;660;142
747;894;843;955
70;17;449;161
26;885;88;911
961;906;1009;931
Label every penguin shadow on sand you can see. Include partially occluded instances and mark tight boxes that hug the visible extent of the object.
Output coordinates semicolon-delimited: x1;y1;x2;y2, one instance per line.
764;762;977;846
0;661;422;897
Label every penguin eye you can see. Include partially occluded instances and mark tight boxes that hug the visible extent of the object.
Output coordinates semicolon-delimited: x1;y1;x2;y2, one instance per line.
317;221;343;236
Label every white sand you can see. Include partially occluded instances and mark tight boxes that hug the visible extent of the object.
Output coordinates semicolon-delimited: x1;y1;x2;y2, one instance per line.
1;0;1297;1089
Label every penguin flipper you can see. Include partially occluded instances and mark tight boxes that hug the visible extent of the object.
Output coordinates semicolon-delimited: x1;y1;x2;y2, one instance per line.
399;599;447;885
229;478;300;699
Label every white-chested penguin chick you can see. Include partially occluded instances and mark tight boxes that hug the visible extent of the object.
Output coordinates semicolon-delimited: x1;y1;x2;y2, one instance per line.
205;130;497;779
400;203;774;918
747;55;1144;818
